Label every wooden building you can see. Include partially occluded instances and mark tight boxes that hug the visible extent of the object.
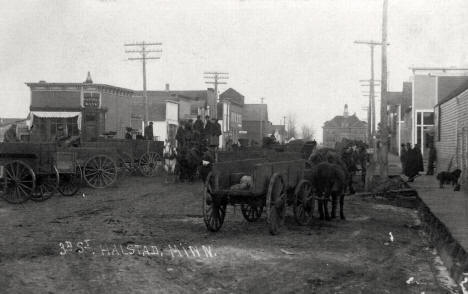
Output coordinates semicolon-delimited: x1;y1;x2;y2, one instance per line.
131;86;216;142
218;88;244;145
322;104;367;148
434;80;468;187
26;72;134;142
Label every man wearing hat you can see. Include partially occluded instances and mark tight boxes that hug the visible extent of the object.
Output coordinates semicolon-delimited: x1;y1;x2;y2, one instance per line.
144;122;154;141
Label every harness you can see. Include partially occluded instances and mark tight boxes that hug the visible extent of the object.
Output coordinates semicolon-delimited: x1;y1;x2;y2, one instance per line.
163;145;176;160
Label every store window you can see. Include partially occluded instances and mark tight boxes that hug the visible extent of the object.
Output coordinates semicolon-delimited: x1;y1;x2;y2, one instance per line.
415;110;435;154
190;105;198;116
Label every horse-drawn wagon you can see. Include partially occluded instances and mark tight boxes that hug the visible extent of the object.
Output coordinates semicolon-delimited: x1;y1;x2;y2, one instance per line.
0;138;164;204
0;142;82;203
202;151;313;235
81;139;164;178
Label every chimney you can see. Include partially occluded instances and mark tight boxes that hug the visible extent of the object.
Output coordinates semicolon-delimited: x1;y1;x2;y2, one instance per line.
343;104;349;118
165;83;170;91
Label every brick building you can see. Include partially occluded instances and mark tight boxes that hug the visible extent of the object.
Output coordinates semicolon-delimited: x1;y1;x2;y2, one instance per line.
434;80;468;187
26;72;134;141
322;104;367;148
241;104;268;146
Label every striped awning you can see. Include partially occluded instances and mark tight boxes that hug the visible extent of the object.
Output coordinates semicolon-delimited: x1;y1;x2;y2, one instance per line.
29;111;82;130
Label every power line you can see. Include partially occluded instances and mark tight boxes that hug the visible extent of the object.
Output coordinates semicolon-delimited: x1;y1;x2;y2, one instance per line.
354;40;384;144
124;41;163;126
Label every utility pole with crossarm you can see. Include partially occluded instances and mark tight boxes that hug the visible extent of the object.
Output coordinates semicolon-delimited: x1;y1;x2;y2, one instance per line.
124;41;162;127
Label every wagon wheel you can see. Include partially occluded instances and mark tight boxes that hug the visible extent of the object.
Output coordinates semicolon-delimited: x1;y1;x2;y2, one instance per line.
203;172;226;232
83;155;118;189
293;180;314;225
241;203;263;222
58;165;82;196
1;160;36;204
266;173;287;235
30;166;59;202
117;152;135;176
139;152;163;177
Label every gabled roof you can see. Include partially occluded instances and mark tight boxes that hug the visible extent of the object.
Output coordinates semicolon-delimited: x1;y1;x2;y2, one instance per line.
242;104;268;122
436;79;468;106
269;124;286;135
323;114;367;128
219;88;244;106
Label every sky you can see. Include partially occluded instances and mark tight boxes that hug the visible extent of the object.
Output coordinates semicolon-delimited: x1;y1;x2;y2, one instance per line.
1;0;467;141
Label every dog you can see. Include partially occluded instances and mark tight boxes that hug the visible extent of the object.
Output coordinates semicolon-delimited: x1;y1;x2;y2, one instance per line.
436;169;461;189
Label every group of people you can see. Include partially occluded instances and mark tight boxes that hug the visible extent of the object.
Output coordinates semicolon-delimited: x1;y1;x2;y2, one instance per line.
173;115;221;182
125;122;154;140
400;143;425;181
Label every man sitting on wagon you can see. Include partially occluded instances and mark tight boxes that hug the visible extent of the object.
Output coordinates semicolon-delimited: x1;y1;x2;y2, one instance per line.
4;124;19;142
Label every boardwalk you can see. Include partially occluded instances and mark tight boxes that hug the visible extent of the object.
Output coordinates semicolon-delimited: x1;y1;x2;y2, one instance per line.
411;175;468;252
386;153;468;282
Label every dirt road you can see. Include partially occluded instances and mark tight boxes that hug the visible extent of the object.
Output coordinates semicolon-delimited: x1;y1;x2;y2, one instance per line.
0;176;451;293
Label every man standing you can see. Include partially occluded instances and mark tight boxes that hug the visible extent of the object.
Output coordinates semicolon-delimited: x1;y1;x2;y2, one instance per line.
427;144;437;175
193;115;204;135
210;118;222;148
400;144;407;174
144;122;154;141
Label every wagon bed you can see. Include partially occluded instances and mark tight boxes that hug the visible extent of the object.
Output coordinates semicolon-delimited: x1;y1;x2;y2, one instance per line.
203;151;312;234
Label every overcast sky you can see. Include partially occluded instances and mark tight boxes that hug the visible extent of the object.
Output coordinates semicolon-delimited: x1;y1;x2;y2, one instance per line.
1;0;467;141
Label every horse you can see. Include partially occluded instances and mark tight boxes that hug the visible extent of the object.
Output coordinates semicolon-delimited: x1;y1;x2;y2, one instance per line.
306;161;347;220
163;140;178;183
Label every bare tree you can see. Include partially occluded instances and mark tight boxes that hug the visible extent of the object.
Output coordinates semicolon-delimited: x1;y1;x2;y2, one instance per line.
287;113;297;139
301;124;315;141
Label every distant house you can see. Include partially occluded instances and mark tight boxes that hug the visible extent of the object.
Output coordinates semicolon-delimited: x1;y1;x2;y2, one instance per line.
434;79;468;188
322;104;367;148
268;124;286;144
242;104;268;146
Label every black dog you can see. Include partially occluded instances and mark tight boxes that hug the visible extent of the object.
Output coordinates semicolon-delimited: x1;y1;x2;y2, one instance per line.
436;169;461;189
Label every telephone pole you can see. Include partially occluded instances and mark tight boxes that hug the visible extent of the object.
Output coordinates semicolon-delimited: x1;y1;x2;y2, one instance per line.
360;79;381;138
260;98;266;144
379;0;389;177
125;41;162;127
204;71;229;119
354;40;383;145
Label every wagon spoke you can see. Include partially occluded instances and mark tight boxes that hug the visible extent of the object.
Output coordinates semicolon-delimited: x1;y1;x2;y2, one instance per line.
101;172;113;183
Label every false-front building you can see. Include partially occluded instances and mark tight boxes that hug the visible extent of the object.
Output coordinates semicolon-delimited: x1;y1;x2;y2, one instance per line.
27;73;134;141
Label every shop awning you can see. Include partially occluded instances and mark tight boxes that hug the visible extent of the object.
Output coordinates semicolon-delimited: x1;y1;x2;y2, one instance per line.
29;111;82;130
